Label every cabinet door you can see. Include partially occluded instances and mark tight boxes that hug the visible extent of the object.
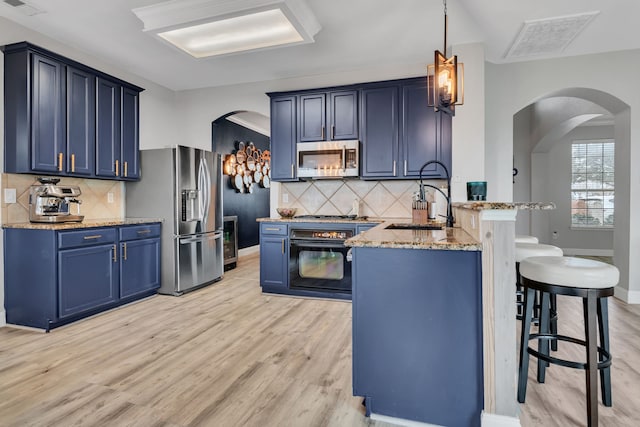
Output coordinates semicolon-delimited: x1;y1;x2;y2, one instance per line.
66;66;95;176
31;53;66;173
58;243;118;319
120;238;160;299
121;86;140;180
329;90;358;140
270;96;297;181
401;80;450;178
360;85;399;178
299;93;326;142
259;236;289;288
96;77;121;178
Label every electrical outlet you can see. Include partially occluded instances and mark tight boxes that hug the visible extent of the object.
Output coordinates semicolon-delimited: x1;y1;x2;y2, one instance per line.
282;193;289;203
4;188;17;204
107;192;114;204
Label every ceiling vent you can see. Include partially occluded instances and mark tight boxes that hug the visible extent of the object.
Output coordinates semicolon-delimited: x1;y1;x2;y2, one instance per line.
505;11;599;59
3;0;44;16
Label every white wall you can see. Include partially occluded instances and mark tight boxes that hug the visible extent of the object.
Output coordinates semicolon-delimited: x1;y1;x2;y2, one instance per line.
513;108;532;234
486;50;640;302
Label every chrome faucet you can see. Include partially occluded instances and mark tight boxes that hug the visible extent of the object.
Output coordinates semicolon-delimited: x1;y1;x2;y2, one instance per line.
418;160;454;227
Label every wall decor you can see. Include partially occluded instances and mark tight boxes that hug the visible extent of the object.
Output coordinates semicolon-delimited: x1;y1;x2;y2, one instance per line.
223;141;271;193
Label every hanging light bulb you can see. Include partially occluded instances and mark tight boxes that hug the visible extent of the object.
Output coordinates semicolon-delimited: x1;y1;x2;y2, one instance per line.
427;0;464;115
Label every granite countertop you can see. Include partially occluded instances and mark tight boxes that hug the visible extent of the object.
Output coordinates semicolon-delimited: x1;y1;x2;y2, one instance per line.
453;201;556;210
257;216;384;224
344;220;481;251
2;217;163;230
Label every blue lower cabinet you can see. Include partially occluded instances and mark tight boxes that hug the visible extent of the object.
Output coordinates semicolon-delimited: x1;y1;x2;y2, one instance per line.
352;247;483;427
259;236;289;289
58;244;118;318
3;223;161;330
119;238;161;299
259;223;289;291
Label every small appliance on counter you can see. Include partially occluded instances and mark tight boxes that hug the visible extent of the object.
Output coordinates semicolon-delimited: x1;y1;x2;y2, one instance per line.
29;177;84;223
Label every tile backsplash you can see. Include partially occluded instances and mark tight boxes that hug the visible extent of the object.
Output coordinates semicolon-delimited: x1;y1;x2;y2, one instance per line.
1;173;124;224
279;179;446;218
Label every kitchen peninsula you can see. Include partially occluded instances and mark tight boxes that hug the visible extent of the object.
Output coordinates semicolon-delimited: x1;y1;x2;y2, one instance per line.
346;221;483;427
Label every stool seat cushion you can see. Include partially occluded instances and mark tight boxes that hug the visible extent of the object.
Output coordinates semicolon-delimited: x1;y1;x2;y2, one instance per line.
515;235;539;244
515;243;563;262
520;256;619;289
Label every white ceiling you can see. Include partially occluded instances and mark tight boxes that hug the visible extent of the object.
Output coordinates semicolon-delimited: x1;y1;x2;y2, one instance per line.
2;0;639;92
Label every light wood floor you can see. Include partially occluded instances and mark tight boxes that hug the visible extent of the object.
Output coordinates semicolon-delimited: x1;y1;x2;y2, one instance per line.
1;254;638;427
0;254;393;427
518;290;640;426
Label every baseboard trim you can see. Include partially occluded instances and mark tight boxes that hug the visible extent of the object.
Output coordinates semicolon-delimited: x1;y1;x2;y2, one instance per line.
561;248;614;257
238;245;259;257
370;413;442;427
481;412;522;427
614;287;640;304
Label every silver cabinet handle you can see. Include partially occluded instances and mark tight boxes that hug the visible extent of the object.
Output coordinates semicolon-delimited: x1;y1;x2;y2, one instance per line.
404;160;407;176
393;160;396;176
137;229;151;234
83;235;102;240
291;163;294;178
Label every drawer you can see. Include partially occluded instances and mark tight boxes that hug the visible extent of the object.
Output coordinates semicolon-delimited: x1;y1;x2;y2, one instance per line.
58;228;117;249
119;223;161;241
261;223;288;236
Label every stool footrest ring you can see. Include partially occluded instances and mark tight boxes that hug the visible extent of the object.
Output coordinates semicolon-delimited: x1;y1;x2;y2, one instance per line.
527;333;612;370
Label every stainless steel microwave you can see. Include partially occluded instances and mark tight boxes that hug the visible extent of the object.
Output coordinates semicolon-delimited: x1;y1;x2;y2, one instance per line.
297;140;359;178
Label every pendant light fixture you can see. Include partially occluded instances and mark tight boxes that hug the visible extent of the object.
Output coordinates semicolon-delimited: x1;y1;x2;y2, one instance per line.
427;0;463;115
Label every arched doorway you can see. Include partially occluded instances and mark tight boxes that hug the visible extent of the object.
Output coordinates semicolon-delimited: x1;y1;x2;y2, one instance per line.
512;87;630;300
212;111;270;252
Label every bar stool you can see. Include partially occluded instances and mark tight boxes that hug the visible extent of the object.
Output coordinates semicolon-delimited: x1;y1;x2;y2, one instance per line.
515;243;563;345
515;234;539;244
517;256;619;427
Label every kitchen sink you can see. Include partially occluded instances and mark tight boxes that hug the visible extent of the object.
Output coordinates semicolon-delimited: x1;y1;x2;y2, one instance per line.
384;223;444;230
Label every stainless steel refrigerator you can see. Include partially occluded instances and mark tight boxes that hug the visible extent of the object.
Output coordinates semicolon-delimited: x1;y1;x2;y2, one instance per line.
126;145;223;295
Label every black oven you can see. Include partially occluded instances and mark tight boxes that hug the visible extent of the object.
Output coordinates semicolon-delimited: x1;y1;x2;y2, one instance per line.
289;227;354;294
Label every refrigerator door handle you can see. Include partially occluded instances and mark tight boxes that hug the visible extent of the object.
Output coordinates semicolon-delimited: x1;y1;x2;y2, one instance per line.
197;158;206;222
180;233;221;243
202;157;212;223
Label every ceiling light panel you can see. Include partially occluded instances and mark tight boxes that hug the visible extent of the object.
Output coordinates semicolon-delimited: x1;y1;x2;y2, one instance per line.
505;11;599;59
133;0;321;58
158;9;303;58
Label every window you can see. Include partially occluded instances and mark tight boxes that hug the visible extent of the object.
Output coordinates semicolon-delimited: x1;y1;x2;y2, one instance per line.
571;140;614;228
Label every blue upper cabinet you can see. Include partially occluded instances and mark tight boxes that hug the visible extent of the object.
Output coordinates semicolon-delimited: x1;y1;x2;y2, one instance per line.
95;79;142;180
95;77;121;178
66;66;95;176
360;84;399;178
2;41;143;181
299;93;326;141
330;90;359;140
299;90;358;142
267;77;451;181
121;86;140;180
401;79;451;179
29;53;66;174
270;95;297;181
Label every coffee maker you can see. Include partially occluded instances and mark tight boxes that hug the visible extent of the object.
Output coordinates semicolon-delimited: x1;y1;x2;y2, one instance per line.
29;177;84;223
